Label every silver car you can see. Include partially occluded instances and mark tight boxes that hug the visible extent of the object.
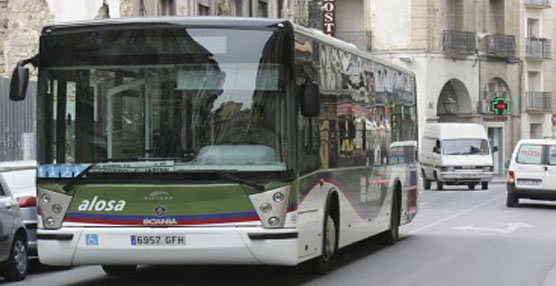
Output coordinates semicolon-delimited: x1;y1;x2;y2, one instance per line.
0;173;28;281
0;161;37;255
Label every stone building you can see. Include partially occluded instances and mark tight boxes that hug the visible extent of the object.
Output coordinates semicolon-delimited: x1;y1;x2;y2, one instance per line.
520;0;555;140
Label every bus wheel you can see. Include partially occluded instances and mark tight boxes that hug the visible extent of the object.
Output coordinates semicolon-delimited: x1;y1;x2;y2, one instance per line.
482;182;489;190
102;265;137;276
379;188;400;245
303;214;337;275
468;183;476;190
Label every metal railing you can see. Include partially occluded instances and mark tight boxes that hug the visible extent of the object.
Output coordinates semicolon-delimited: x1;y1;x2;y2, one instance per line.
526;38;552;59
443;30;476;54
335;31;372;51
524;0;551;8
525;91;552;113
485;34;516;57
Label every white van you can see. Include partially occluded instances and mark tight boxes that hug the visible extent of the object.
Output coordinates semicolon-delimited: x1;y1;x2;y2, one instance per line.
420;123;495;190
506;139;556;207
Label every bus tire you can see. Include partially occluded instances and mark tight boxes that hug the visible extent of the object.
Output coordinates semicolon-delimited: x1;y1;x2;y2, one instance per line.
303;196;337;275
482;182;489;190
379;186;401;245
102;265;137;276
467;183;476;190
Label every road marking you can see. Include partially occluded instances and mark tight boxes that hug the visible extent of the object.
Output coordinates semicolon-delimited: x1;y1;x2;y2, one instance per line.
454;222;534;234
406;195;501;235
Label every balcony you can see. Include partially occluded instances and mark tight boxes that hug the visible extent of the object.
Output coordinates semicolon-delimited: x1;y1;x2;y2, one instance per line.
443;30;476;55
336;31;372;52
485;34;516;58
524;0;551;8
525;92;552;113
526;38;552;60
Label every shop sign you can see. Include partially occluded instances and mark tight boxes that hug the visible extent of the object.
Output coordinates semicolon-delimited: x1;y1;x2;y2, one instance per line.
322;0;335;36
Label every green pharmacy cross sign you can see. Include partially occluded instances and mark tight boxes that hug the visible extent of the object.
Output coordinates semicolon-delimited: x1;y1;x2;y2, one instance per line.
490;97;510;115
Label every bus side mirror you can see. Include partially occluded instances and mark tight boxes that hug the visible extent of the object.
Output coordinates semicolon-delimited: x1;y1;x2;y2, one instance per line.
433;146;440;154
492;146;499;153
9;62;30;101
300;82;320;117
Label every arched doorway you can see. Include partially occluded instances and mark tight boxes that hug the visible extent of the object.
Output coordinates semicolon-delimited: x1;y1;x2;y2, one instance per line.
436;79;472;121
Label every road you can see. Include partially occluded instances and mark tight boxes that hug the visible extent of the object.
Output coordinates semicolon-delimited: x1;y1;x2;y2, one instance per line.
5;183;556;286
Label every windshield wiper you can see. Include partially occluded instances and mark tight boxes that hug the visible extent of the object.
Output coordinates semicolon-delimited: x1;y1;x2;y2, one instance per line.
62;157;189;191
200;170;265;192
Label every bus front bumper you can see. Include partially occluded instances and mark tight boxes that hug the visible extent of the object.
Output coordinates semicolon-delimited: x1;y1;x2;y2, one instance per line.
37;227;299;266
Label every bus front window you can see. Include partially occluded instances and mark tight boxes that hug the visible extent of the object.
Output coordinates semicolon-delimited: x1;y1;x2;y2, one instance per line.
38;28;293;173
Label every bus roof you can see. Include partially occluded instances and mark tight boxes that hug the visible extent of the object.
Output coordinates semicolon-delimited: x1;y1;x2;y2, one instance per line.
42;17;414;77
42;16;288;34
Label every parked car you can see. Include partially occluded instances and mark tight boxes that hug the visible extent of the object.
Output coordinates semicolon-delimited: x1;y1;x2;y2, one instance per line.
420;123;496;190
0;173;28;281
507;139;556;207
0;161;37;255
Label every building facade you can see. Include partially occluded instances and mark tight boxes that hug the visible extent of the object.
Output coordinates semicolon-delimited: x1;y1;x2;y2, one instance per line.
520;0;555;140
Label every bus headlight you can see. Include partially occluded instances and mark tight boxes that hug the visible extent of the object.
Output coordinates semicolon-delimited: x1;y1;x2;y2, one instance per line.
37;188;72;230
273;192;285;202
45;217;56;227
249;185;292;229
260;203;272;213
268;217;280;227
40;194;51;205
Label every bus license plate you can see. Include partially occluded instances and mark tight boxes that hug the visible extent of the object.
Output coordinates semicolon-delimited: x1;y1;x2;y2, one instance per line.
130;235;185;246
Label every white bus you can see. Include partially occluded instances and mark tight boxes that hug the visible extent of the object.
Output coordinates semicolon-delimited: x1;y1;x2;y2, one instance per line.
10;17;419;275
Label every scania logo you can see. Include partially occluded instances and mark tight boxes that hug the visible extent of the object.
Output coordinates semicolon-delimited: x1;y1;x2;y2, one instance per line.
154;205;166;217
143;218;177;225
78;196;126;212
144;191;173;201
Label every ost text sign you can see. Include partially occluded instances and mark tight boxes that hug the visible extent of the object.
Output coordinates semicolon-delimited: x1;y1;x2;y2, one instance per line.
322;0;335;36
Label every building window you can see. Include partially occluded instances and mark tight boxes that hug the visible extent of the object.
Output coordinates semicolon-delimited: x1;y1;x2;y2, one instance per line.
258;0;268;17
159;0;175;15
198;4;210;16
527;18;540;38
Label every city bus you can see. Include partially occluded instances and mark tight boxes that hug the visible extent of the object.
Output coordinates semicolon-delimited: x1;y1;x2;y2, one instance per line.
9;17;419;275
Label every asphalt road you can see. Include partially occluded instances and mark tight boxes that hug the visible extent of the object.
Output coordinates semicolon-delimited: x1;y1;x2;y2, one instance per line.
5;183;556;286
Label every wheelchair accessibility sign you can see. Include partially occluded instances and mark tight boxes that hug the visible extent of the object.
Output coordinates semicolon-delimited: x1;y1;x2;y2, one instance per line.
85;234;99;246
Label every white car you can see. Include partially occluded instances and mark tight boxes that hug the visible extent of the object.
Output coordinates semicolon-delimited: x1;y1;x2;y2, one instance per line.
507;139;556;207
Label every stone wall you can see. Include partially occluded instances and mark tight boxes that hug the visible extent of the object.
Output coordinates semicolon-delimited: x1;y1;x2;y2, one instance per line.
3;0;53;77
0;0;9;75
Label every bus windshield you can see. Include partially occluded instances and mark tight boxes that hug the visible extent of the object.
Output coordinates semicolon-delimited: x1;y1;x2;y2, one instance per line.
37;27;294;173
